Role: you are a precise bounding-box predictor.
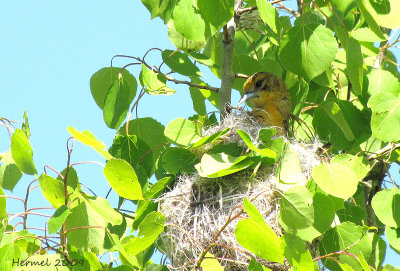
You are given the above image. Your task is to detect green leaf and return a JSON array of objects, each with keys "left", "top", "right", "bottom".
[
  {"left": 0, "top": 151, "right": 22, "bottom": 191},
  {"left": 312, "top": 162, "right": 359, "bottom": 199},
  {"left": 161, "top": 148, "right": 196, "bottom": 175},
  {"left": 22, "top": 111, "right": 30, "bottom": 139},
  {"left": 139, "top": 64, "right": 175, "bottom": 95},
  {"left": 124, "top": 212, "right": 165, "bottom": 256},
  {"left": 319, "top": 222, "right": 372, "bottom": 271},
  {"left": 363, "top": 0, "right": 400, "bottom": 29},
  {"left": 85, "top": 196, "right": 123, "bottom": 226},
  {"left": 296, "top": 192, "right": 336, "bottom": 242},
  {"left": 386, "top": 227, "right": 400, "bottom": 253},
  {"left": 195, "top": 153, "right": 253, "bottom": 178},
  {"left": 351, "top": 27, "right": 386, "bottom": 42},
  {"left": 331, "top": 154, "right": 370, "bottom": 180},
  {"left": 200, "top": 252, "right": 224, "bottom": 271},
  {"left": 119, "top": 117, "right": 168, "bottom": 176},
  {"left": 282, "top": 233, "right": 314, "bottom": 271},
  {"left": 133, "top": 177, "right": 174, "bottom": 230},
  {"left": 172, "top": 0, "right": 214, "bottom": 42},
  {"left": 161, "top": 50, "right": 202, "bottom": 77},
  {"left": 279, "top": 23, "right": 338, "bottom": 81},
  {"left": 38, "top": 174, "right": 67, "bottom": 209},
  {"left": 103, "top": 159, "right": 143, "bottom": 200},
  {"left": 189, "top": 86, "right": 207, "bottom": 115},
  {"left": 65, "top": 201, "right": 106, "bottom": 253},
  {"left": 366, "top": 69, "right": 400, "bottom": 97},
  {"left": 280, "top": 186, "right": 314, "bottom": 230},
  {"left": 368, "top": 92, "right": 400, "bottom": 142},
  {"left": 10, "top": 129, "right": 36, "bottom": 175},
  {"left": 103, "top": 77, "right": 134, "bottom": 129},
  {"left": 197, "top": 0, "right": 234, "bottom": 30},
  {"left": 313, "top": 99, "right": 371, "bottom": 150},
  {"left": 371, "top": 188, "right": 400, "bottom": 228},
  {"left": 167, "top": 20, "right": 206, "bottom": 51},
  {"left": 48, "top": 205, "right": 71, "bottom": 234},
  {"left": 355, "top": 0, "right": 385, "bottom": 39},
  {"left": 232, "top": 55, "right": 262, "bottom": 90},
  {"left": 0, "top": 187, "right": 6, "bottom": 220},
  {"left": 248, "top": 258, "right": 269, "bottom": 271},
  {"left": 190, "top": 128, "right": 228, "bottom": 148},
  {"left": 141, "top": 0, "right": 170, "bottom": 19},
  {"left": 345, "top": 38, "right": 363, "bottom": 95},
  {"left": 90, "top": 67, "right": 137, "bottom": 109},
  {"left": 358, "top": 252, "right": 371, "bottom": 271},
  {"left": 276, "top": 143, "right": 307, "bottom": 190},
  {"left": 257, "top": 0, "right": 280, "bottom": 34},
  {"left": 164, "top": 118, "right": 202, "bottom": 146},
  {"left": 109, "top": 135, "right": 153, "bottom": 179},
  {"left": 236, "top": 129, "right": 276, "bottom": 159},
  {"left": 67, "top": 127, "right": 113, "bottom": 160},
  {"left": 235, "top": 200, "right": 284, "bottom": 263}
]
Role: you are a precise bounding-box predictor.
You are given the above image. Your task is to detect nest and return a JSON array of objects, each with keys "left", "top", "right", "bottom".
[{"left": 157, "top": 111, "right": 322, "bottom": 270}]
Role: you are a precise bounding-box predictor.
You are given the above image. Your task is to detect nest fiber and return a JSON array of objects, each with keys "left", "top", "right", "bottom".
[{"left": 157, "top": 111, "right": 321, "bottom": 270}]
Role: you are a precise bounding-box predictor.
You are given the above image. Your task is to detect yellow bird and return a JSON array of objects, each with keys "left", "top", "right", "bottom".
[{"left": 238, "top": 72, "right": 292, "bottom": 135}]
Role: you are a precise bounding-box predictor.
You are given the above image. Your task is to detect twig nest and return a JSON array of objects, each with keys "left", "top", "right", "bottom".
[{"left": 157, "top": 111, "right": 322, "bottom": 270}]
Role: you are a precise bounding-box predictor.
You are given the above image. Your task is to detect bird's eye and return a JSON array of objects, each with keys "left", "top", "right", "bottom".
[{"left": 255, "top": 80, "right": 263, "bottom": 88}]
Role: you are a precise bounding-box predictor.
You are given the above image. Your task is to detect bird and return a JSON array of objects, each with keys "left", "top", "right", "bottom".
[{"left": 238, "top": 72, "right": 292, "bottom": 135}]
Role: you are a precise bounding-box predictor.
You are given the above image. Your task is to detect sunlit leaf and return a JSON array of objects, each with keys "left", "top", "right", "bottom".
[
  {"left": 139, "top": 64, "right": 175, "bottom": 95},
  {"left": 10, "top": 129, "right": 36, "bottom": 175},
  {"left": 371, "top": 188, "right": 400, "bottom": 228}
]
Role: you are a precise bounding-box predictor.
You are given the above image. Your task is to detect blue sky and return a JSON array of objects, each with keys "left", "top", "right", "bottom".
[{"left": 1, "top": 0, "right": 399, "bottom": 267}]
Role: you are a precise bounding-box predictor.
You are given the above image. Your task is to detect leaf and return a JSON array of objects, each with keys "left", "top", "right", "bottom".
[
  {"left": 103, "top": 159, "right": 143, "bottom": 200},
  {"left": 280, "top": 186, "right": 314, "bottom": 230},
  {"left": 103, "top": 77, "right": 134, "bottom": 129},
  {"left": 371, "top": 188, "right": 400, "bottom": 228},
  {"left": 200, "top": 252, "right": 224, "bottom": 271},
  {"left": 195, "top": 153, "right": 253, "bottom": 178},
  {"left": 161, "top": 50, "right": 202, "bottom": 77},
  {"left": 139, "top": 64, "right": 175, "bottom": 95},
  {"left": 10, "top": 129, "right": 36, "bottom": 175},
  {"left": 0, "top": 151, "right": 22, "bottom": 191},
  {"left": 257, "top": 0, "right": 280, "bottom": 34},
  {"left": 296, "top": 192, "right": 336, "bottom": 242},
  {"left": 236, "top": 129, "right": 276, "bottom": 159},
  {"left": 312, "top": 163, "right": 359, "bottom": 199},
  {"left": 67, "top": 127, "right": 113, "bottom": 160},
  {"left": 119, "top": 117, "right": 168, "bottom": 176},
  {"left": 236, "top": 200, "right": 284, "bottom": 263},
  {"left": 313, "top": 99, "right": 371, "bottom": 150},
  {"left": 386, "top": 227, "right": 400, "bottom": 253},
  {"left": 190, "top": 128, "right": 228, "bottom": 148},
  {"left": 172, "top": 0, "right": 213, "bottom": 42},
  {"left": 282, "top": 233, "right": 314, "bottom": 271},
  {"left": 38, "top": 174, "right": 67, "bottom": 209},
  {"left": 279, "top": 23, "right": 338, "bottom": 81},
  {"left": 368, "top": 92, "right": 400, "bottom": 142},
  {"left": 161, "top": 148, "right": 197, "bottom": 175},
  {"left": 133, "top": 177, "right": 174, "bottom": 230},
  {"left": 65, "top": 201, "right": 106, "bottom": 252},
  {"left": 331, "top": 154, "right": 370, "bottom": 180},
  {"left": 141, "top": 0, "right": 170, "bottom": 19},
  {"left": 85, "top": 196, "right": 123, "bottom": 226},
  {"left": 109, "top": 135, "right": 153, "bottom": 179},
  {"left": 0, "top": 187, "right": 6, "bottom": 220},
  {"left": 190, "top": 86, "right": 207, "bottom": 115},
  {"left": 124, "top": 212, "right": 165, "bottom": 256},
  {"left": 345, "top": 38, "right": 363, "bottom": 95},
  {"left": 364, "top": 0, "right": 400, "bottom": 29},
  {"left": 164, "top": 118, "right": 202, "bottom": 146},
  {"left": 366, "top": 69, "right": 400, "bottom": 97},
  {"left": 276, "top": 143, "right": 307, "bottom": 190},
  {"left": 355, "top": 0, "right": 385, "bottom": 39},
  {"left": 90, "top": 67, "right": 137, "bottom": 109},
  {"left": 48, "top": 205, "right": 71, "bottom": 234},
  {"left": 351, "top": 27, "right": 386, "bottom": 42},
  {"left": 197, "top": 0, "right": 234, "bottom": 30},
  {"left": 167, "top": 20, "right": 206, "bottom": 51},
  {"left": 319, "top": 222, "right": 372, "bottom": 270},
  {"left": 248, "top": 258, "right": 269, "bottom": 271}
]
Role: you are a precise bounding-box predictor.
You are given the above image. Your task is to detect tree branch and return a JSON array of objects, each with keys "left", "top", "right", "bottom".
[{"left": 163, "top": 74, "right": 219, "bottom": 92}]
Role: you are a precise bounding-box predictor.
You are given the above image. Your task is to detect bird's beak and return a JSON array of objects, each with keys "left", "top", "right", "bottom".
[{"left": 238, "top": 92, "right": 257, "bottom": 105}]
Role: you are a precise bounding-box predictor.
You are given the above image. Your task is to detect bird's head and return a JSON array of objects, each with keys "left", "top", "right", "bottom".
[{"left": 238, "top": 72, "right": 285, "bottom": 108}]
